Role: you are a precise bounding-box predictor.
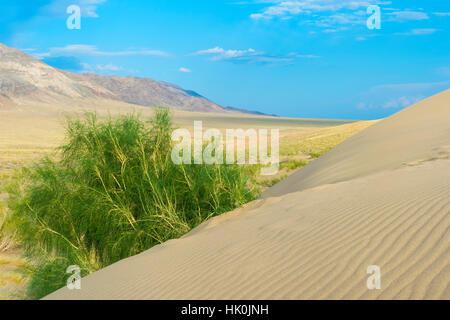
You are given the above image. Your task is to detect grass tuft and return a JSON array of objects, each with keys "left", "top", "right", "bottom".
[{"left": 5, "top": 109, "right": 256, "bottom": 299}]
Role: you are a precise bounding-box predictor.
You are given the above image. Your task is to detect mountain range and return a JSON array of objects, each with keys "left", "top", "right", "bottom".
[{"left": 0, "top": 43, "right": 270, "bottom": 115}]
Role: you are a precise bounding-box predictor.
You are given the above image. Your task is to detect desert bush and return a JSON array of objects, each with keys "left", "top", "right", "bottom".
[
  {"left": 0, "top": 205, "right": 15, "bottom": 252},
  {"left": 6, "top": 109, "right": 256, "bottom": 299}
]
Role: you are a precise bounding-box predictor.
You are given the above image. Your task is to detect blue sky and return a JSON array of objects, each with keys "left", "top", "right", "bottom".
[{"left": 1, "top": 0, "right": 449, "bottom": 119}]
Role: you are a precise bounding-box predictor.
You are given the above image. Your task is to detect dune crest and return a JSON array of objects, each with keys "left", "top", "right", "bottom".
[{"left": 45, "top": 90, "right": 450, "bottom": 300}]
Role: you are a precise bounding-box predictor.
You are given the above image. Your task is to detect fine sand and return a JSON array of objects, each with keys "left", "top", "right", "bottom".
[{"left": 46, "top": 90, "right": 450, "bottom": 300}]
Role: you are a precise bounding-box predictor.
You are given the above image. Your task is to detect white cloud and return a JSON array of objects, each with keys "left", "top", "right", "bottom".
[
  {"left": 250, "top": 13, "right": 266, "bottom": 20},
  {"left": 179, "top": 67, "right": 192, "bottom": 73},
  {"left": 81, "top": 0, "right": 107, "bottom": 18},
  {"left": 195, "top": 46, "right": 226, "bottom": 55}
]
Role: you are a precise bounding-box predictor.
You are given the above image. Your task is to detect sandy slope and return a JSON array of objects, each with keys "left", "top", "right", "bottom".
[{"left": 46, "top": 90, "right": 450, "bottom": 300}]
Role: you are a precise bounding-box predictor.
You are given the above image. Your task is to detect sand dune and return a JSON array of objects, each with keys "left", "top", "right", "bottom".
[{"left": 45, "top": 90, "right": 450, "bottom": 300}]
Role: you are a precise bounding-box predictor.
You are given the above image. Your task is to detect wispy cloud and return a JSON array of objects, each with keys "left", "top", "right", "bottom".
[
  {"left": 179, "top": 67, "right": 192, "bottom": 73},
  {"left": 381, "top": 96, "right": 424, "bottom": 109},
  {"left": 96, "top": 64, "right": 122, "bottom": 72},
  {"left": 357, "top": 96, "right": 424, "bottom": 109},
  {"left": 34, "top": 44, "right": 169, "bottom": 59},
  {"left": 248, "top": 1, "right": 443, "bottom": 37},
  {"left": 193, "top": 46, "right": 319, "bottom": 64},
  {"left": 0, "top": 0, "right": 108, "bottom": 42},
  {"left": 42, "top": 0, "right": 107, "bottom": 18},
  {"left": 433, "top": 12, "right": 450, "bottom": 17},
  {"left": 195, "top": 47, "right": 261, "bottom": 61},
  {"left": 288, "top": 53, "right": 321, "bottom": 58},
  {"left": 195, "top": 47, "right": 228, "bottom": 55},
  {"left": 300, "top": 12, "right": 366, "bottom": 31},
  {"left": 394, "top": 28, "right": 438, "bottom": 36},
  {"left": 357, "top": 80, "right": 450, "bottom": 110},
  {"left": 41, "top": 55, "right": 133, "bottom": 74},
  {"left": 386, "top": 10, "right": 429, "bottom": 22}
]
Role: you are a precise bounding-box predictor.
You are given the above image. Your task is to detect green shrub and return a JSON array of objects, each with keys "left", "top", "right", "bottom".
[{"left": 6, "top": 109, "right": 256, "bottom": 299}]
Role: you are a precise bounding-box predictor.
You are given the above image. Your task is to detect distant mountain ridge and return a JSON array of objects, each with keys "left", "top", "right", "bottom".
[
  {"left": 0, "top": 43, "right": 268, "bottom": 115},
  {"left": 224, "top": 106, "right": 278, "bottom": 117}
]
